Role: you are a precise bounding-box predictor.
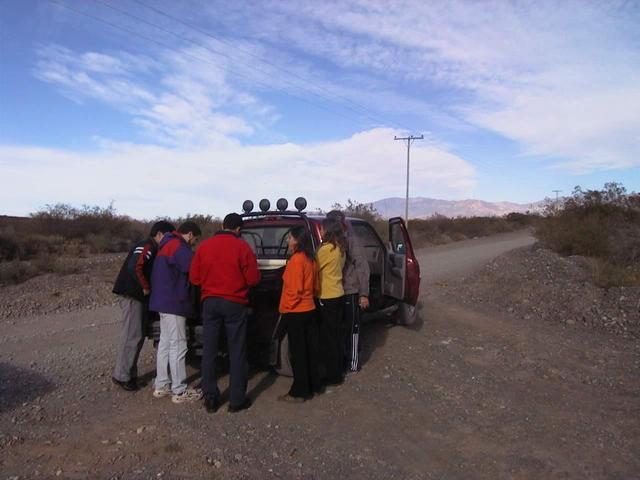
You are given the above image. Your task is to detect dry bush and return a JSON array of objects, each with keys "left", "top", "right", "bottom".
[
  {"left": 587, "top": 258, "right": 640, "bottom": 288},
  {"left": 0, "top": 260, "right": 38, "bottom": 285},
  {"left": 29, "top": 203, "right": 147, "bottom": 253},
  {"left": 408, "top": 214, "right": 531, "bottom": 248},
  {"left": 535, "top": 182, "right": 640, "bottom": 287},
  {"left": 170, "top": 214, "right": 222, "bottom": 239},
  {"left": 328, "top": 200, "right": 536, "bottom": 247}
]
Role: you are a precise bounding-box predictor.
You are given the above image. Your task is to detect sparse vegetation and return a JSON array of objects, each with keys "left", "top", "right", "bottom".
[
  {"left": 0, "top": 204, "right": 222, "bottom": 285},
  {"left": 535, "top": 182, "right": 640, "bottom": 287},
  {"left": 332, "top": 199, "right": 537, "bottom": 247}
]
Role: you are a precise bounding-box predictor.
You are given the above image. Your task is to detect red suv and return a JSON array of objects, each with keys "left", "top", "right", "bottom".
[{"left": 240, "top": 198, "right": 420, "bottom": 368}]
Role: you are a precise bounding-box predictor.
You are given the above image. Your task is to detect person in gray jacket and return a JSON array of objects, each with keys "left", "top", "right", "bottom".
[{"left": 326, "top": 210, "right": 370, "bottom": 372}]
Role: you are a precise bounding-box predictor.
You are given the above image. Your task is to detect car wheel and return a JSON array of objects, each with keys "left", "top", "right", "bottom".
[{"left": 395, "top": 302, "right": 418, "bottom": 326}]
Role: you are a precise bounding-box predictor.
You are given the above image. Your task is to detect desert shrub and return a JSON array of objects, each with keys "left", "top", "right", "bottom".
[
  {"left": 327, "top": 200, "right": 537, "bottom": 247},
  {"left": 28, "top": 203, "right": 147, "bottom": 253},
  {"left": 0, "top": 260, "right": 38, "bottom": 285},
  {"left": 535, "top": 183, "right": 640, "bottom": 286},
  {"left": 330, "top": 200, "right": 388, "bottom": 239},
  {"left": 408, "top": 214, "right": 528, "bottom": 248},
  {"left": 0, "top": 235, "right": 19, "bottom": 261},
  {"left": 169, "top": 214, "right": 222, "bottom": 239},
  {"left": 85, "top": 233, "right": 113, "bottom": 253},
  {"left": 586, "top": 258, "right": 640, "bottom": 288}
]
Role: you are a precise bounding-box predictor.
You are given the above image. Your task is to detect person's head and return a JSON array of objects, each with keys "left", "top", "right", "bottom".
[
  {"left": 149, "top": 220, "right": 176, "bottom": 243},
  {"left": 321, "top": 217, "right": 347, "bottom": 252},
  {"left": 223, "top": 213, "right": 243, "bottom": 232},
  {"left": 177, "top": 221, "right": 202, "bottom": 246},
  {"left": 288, "top": 226, "right": 314, "bottom": 261},
  {"left": 326, "top": 209, "right": 347, "bottom": 232}
]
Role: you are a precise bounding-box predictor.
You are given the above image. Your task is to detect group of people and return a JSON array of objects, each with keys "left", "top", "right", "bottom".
[{"left": 111, "top": 209, "right": 370, "bottom": 413}]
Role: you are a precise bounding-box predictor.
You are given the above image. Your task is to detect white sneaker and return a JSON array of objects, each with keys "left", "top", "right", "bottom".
[
  {"left": 153, "top": 386, "right": 172, "bottom": 398},
  {"left": 171, "top": 388, "right": 202, "bottom": 404}
]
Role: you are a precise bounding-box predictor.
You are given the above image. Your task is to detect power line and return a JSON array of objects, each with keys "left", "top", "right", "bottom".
[
  {"left": 131, "top": 0, "right": 412, "bottom": 132},
  {"left": 552, "top": 189, "right": 562, "bottom": 212},
  {"left": 45, "top": 0, "right": 498, "bottom": 177},
  {"left": 91, "top": 0, "right": 407, "bottom": 131},
  {"left": 394, "top": 134, "right": 424, "bottom": 223},
  {"left": 46, "top": 0, "right": 392, "bottom": 128}
]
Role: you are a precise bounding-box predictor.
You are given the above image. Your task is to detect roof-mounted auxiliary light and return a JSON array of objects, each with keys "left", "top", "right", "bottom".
[
  {"left": 276, "top": 198, "right": 288, "bottom": 212},
  {"left": 259, "top": 199, "right": 271, "bottom": 212},
  {"left": 242, "top": 200, "right": 254, "bottom": 213},
  {"left": 294, "top": 197, "right": 307, "bottom": 212}
]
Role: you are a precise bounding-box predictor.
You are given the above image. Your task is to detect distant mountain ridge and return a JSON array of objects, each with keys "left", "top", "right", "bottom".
[{"left": 371, "top": 197, "right": 544, "bottom": 219}]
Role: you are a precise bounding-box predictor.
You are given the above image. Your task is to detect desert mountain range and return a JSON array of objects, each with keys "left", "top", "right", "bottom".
[{"left": 371, "top": 197, "right": 546, "bottom": 219}]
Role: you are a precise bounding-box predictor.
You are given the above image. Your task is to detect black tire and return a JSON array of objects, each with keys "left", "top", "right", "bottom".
[{"left": 395, "top": 302, "right": 418, "bottom": 326}]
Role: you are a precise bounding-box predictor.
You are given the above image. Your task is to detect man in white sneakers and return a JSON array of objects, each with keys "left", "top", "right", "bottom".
[{"left": 149, "top": 221, "right": 202, "bottom": 404}]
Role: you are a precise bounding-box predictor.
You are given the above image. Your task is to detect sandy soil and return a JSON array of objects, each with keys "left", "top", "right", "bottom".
[{"left": 1, "top": 231, "right": 638, "bottom": 479}]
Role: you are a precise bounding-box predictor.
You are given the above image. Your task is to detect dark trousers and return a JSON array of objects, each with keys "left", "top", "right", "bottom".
[
  {"left": 283, "top": 310, "right": 322, "bottom": 398},
  {"left": 317, "top": 296, "right": 345, "bottom": 384},
  {"left": 201, "top": 297, "right": 249, "bottom": 407},
  {"left": 343, "top": 293, "right": 361, "bottom": 372}
]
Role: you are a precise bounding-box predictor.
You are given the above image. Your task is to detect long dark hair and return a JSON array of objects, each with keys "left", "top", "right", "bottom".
[
  {"left": 321, "top": 218, "right": 347, "bottom": 253},
  {"left": 289, "top": 226, "right": 315, "bottom": 261}
]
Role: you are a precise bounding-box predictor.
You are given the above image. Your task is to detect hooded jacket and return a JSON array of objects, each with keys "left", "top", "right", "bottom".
[
  {"left": 343, "top": 229, "right": 370, "bottom": 297},
  {"left": 149, "top": 232, "right": 195, "bottom": 317}
]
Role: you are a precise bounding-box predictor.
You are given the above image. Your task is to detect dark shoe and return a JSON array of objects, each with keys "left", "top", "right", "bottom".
[
  {"left": 277, "top": 394, "right": 305, "bottom": 403},
  {"left": 204, "top": 396, "right": 220, "bottom": 413},
  {"left": 112, "top": 377, "right": 138, "bottom": 391},
  {"left": 228, "top": 398, "right": 252, "bottom": 413},
  {"left": 314, "top": 386, "right": 326, "bottom": 395}
]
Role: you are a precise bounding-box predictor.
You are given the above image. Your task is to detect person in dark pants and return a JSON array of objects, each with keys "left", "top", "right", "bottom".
[
  {"left": 189, "top": 213, "right": 260, "bottom": 413},
  {"left": 326, "top": 210, "right": 370, "bottom": 373},
  {"left": 111, "top": 220, "right": 175, "bottom": 391},
  {"left": 316, "top": 218, "right": 347, "bottom": 386},
  {"left": 278, "top": 226, "right": 322, "bottom": 403}
]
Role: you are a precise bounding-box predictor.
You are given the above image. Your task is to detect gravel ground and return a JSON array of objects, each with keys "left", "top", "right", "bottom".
[
  {"left": 0, "top": 253, "right": 123, "bottom": 319},
  {"left": 1, "top": 236, "right": 639, "bottom": 479},
  {"left": 439, "top": 244, "right": 640, "bottom": 338}
]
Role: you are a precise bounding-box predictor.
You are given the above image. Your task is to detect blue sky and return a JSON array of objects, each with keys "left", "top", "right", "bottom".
[{"left": 1, "top": 0, "right": 639, "bottom": 218}]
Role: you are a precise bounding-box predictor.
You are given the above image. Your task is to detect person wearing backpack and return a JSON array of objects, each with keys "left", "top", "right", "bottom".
[{"left": 112, "top": 220, "right": 175, "bottom": 391}]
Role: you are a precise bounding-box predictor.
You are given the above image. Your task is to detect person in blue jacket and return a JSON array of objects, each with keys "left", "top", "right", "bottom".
[{"left": 149, "top": 221, "right": 202, "bottom": 404}]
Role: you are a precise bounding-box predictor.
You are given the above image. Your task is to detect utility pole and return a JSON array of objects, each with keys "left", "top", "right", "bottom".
[
  {"left": 552, "top": 189, "right": 562, "bottom": 213},
  {"left": 394, "top": 134, "right": 424, "bottom": 226}
]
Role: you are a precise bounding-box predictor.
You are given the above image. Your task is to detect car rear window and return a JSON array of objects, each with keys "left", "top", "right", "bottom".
[{"left": 241, "top": 225, "right": 294, "bottom": 259}]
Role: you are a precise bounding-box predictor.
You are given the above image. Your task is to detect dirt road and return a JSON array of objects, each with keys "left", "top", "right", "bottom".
[
  {"left": 1, "top": 231, "right": 638, "bottom": 479},
  {"left": 415, "top": 230, "right": 536, "bottom": 284}
]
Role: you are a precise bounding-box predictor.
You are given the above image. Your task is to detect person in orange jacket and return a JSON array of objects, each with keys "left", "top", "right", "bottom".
[{"left": 278, "top": 226, "right": 323, "bottom": 402}]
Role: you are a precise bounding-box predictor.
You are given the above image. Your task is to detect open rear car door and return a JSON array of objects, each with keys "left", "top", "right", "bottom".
[{"left": 383, "top": 217, "right": 421, "bottom": 325}]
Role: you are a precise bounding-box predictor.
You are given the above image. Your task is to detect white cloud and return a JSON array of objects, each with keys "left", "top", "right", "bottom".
[
  {"left": 33, "top": 43, "right": 273, "bottom": 147},
  {"left": 207, "top": 0, "right": 640, "bottom": 172},
  {"left": 0, "top": 128, "right": 475, "bottom": 218}
]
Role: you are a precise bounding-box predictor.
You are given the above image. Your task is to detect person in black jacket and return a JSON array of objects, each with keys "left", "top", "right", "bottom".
[{"left": 112, "top": 220, "right": 175, "bottom": 391}]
